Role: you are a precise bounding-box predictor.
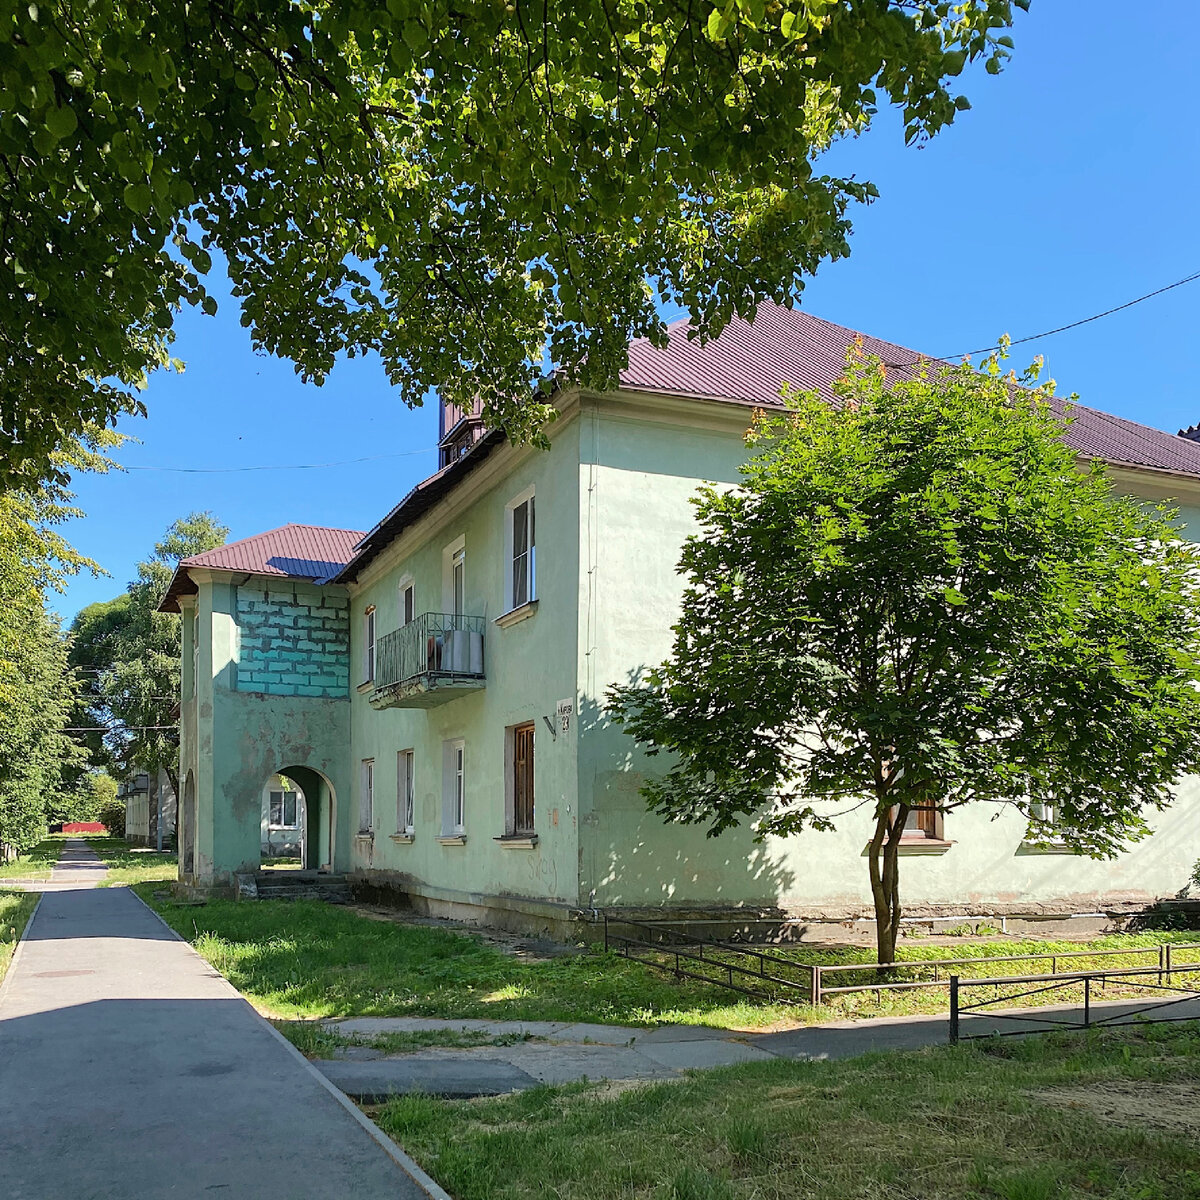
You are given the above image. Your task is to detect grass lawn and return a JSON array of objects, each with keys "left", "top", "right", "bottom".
[
  {"left": 377, "top": 1024, "right": 1200, "bottom": 1200},
  {"left": 0, "top": 838, "right": 62, "bottom": 881},
  {"left": 134, "top": 886, "right": 1200, "bottom": 1031},
  {"left": 0, "top": 890, "right": 39, "bottom": 983},
  {"left": 84, "top": 835, "right": 177, "bottom": 887}
]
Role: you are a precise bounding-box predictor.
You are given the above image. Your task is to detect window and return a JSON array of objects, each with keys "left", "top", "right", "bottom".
[
  {"left": 510, "top": 495, "right": 536, "bottom": 610},
  {"left": 451, "top": 549, "right": 465, "bottom": 617},
  {"left": 508, "top": 722, "right": 535, "bottom": 835},
  {"left": 363, "top": 606, "right": 377, "bottom": 683},
  {"left": 1030, "top": 800, "right": 1057, "bottom": 826},
  {"left": 442, "top": 739, "right": 465, "bottom": 835},
  {"left": 399, "top": 579, "right": 415, "bottom": 627},
  {"left": 359, "top": 759, "right": 375, "bottom": 834},
  {"left": 397, "top": 749, "right": 415, "bottom": 833},
  {"left": 269, "top": 790, "right": 299, "bottom": 829},
  {"left": 893, "top": 804, "right": 942, "bottom": 840}
]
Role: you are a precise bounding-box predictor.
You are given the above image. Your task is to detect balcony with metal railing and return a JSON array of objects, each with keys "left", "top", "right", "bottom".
[{"left": 368, "top": 612, "right": 486, "bottom": 709}]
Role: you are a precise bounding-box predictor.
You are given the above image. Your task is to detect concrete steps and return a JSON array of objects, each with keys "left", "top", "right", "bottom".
[{"left": 251, "top": 871, "right": 353, "bottom": 904}]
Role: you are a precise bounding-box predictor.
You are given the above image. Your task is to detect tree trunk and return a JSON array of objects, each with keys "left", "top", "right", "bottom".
[{"left": 868, "top": 804, "right": 906, "bottom": 964}]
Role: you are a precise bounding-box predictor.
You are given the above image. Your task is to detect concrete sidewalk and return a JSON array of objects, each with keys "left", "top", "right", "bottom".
[
  {"left": 0, "top": 840, "right": 441, "bottom": 1200},
  {"left": 315, "top": 990, "right": 1200, "bottom": 1102}
]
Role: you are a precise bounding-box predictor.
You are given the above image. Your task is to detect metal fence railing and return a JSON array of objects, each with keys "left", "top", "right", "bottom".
[
  {"left": 374, "top": 612, "right": 485, "bottom": 693},
  {"left": 602, "top": 915, "right": 1200, "bottom": 1010},
  {"left": 949, "top": 961, "right": 1200, "bottom": 1042}
]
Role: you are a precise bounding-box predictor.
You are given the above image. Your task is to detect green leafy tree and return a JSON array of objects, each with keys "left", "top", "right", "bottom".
[
  {"left": 610, "top": 352, "right": 1200, "bottom": 963},
  {"left": 2, "top": 0, "right": 1027, "bottom": 491},
  {"left": 0, "top": 432, "right": 119, "bottom": 853},
  {"left": 102, "top": 513, "right": 228, "bottom": 793}
]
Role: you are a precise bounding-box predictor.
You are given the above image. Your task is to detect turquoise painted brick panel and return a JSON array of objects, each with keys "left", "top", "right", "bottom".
[{"left": 234, "top": 585, "right": 350, "bottom": 698}]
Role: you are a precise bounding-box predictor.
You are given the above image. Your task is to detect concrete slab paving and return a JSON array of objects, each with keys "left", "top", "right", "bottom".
[
  {"left": 636, "top": 1037, "right": 780, "bottom": 1071},
  {"left": 0, "top": 840, "right": 437, "bottom": 1200},
  {"left": 490, "top": 1042, "right": 681, "bottom": 1085},
  {"left": 636, "top": 1024, "right": 743, "bottom": 1043},
  {"left": 331, "top": 1016, "right": 571, "bottom": 1039},
  {"left": 551, "top": 1021, "right": 646, "bottom": 1044}
]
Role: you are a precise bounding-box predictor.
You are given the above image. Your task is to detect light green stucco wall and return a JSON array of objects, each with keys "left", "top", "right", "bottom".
[
  {"left": 344, "top": 420, "right": 582, "bottom": 909},
  {"left": 576, "top": 400, "right": 1200, "bottom": 912}
]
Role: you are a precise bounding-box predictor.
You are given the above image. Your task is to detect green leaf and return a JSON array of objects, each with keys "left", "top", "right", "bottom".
[
  {"left": 45, "top": 103, "right": 78, "bottom": 140},
  {"left": 122, "top": 183, "right": 152, "bottom": 215}
]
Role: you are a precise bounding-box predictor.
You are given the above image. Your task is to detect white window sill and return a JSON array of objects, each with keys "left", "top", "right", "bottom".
[
  {"left": 356, "top": 680, "right": 375, "bottom": 694},
  {"left": 389, "top": 833, "right": 415, "bottom": 845},
  {"left": 1018, "top": 840, "right": 1077, "bottom": 855},
  {"left": 494, "top": 600, "right": 538, "bottom": 628},
  {"left": 436, "top": 834, "right": 467, "bottom": 846},
  {"left": 494, "top": 835, "right": 538, "bottom": 849},
  {"left": 354, "top": 832, "right": 374, "bottom": 842},
  {"left": 897, "top": 838, "right": 954, "bottom": 856}
]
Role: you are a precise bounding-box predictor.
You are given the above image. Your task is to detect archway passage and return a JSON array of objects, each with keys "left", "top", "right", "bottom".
[{"left": 262, "top": 766, "right": 337, "bottom": 873}]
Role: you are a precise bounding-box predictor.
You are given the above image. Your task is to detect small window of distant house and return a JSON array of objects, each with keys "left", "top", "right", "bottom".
[
  {"left": 399, "top": 578, "right": 415, "bottom": 627},
  {"left": 359, "top": 759, "right": 374, "bottom": 834},
  {"left": 397, "top": 749, "right": 415, "bottom": 834},
  {"left": 506, "top": 722, "right": 535, "bottom": 836},
  {"left": 269, "top": 789, "right": 299, "bottom": 829},
  {"left": 363, "top": 606, "right": 377, "bottom": 683},
  {"left": 442, "top": 739, "right": 465, "bottom": 835}
]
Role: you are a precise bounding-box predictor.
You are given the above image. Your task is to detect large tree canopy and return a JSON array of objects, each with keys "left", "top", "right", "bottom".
[
  {"left": 0, "top": 432, "right": 118, "bottom": 853},
  {"left": 2, "top": 0, "right": 1026, "bottom": 490},
  {"left": 610, "top": 352, "right": 1200, "bottom": 962}
]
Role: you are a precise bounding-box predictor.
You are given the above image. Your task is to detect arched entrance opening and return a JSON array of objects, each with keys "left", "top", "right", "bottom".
[{"left": 260, "top": 766, "right": 337, "bottom": 873}]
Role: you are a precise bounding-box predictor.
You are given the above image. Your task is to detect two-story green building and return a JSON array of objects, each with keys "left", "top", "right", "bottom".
[{"left": 162, "top": 305, "right": 1200, "bottom": 935}]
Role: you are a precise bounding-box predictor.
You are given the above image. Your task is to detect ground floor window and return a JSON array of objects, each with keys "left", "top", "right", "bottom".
[
  {"left": 397, "top": 749, "right": 415, "bottom": 834},
  {"left": 442, "top": 740, "right": 465, "bottom": 835},
  {"left": 506, "top": 721, "right": 535, "bottom": 836},
  {"left": 269, "top": 789, "right": 299, "bottom": 829},
  {"left": 359, "top": 759, "right": 374, "bottom": 834},
  {"left": 894, "top": 804, "right": 942, "bottom": 840}
]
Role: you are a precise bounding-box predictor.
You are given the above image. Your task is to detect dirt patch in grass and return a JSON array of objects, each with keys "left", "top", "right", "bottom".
[{"left": 1037, "top": 1079, "right": 1200, "bottom": 1137}]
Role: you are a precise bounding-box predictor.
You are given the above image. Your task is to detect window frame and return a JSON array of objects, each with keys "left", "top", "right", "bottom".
[
  {"left": 398, "top": 576, "right": 415, "bottom": 627},
  {"left": 441, "top": 739, "right": 466, "bottom": 836},
  {"left": 359, "top": 758, "right": 375, "bottom": 834},
  {"left": 363, "top": 605, "right": 377, "bottom": 684},
  {"left": 442, "top": 535, "right": 466, "bottom": 617},
  {"left": 505, "top": 487, "right": 537, "bottom": 613},
  {"left": 397, "top": 748, "right": 415, "bottom": 835},
  {"left": 268, "top": 789, "right": 300, "bottom": 830},
  {"left": 505, "top": 721, "right": 536, "bottom": 836},
  {"left": 891, "top": 803, "right": 944, "bottom": 841}
]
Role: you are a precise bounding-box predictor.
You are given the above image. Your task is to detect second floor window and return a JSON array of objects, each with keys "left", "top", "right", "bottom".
[
  {"left": 451, "top": 548, "right": 465, "bottom": 616},
  {"left": 400, "top": 580, "right": 415, "bottom": 626},
  {"left": 511, "top": 496, "right": 536, "bottom": 609},
  {"left": 363, "top": 606, "right": 376, "bottom": 683}
]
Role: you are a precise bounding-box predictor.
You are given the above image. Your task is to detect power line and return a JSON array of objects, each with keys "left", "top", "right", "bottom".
[
  {"left": 902, "top": 268, "right": 1200, "bottom": 369},
  {"left": 122, "top": 445, "right": 438, "bottom": 475}
]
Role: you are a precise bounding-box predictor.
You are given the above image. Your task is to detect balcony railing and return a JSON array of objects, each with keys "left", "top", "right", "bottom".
[{"left": 370, "top": 612, "right": 486, "bottom": 708}]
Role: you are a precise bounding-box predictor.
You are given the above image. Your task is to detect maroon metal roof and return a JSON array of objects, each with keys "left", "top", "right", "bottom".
[
  {"left": 159, "top": 524, "right": 364, "bottom": 612},
  {"left": 620, "top": 303, "right": 1200, "bottom": 478}
]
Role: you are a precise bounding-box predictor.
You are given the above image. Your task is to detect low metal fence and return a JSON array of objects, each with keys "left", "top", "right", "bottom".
[
  {"left": 602, "top": 914, "right": 1200, "bottom": 1009},
  {"left": 949, "top": 961, "right": 1200, "bottom": 1042}
]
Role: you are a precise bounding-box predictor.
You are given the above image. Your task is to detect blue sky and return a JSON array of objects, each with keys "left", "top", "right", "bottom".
[{"left": 55, "top": 1, "right": 1199, "bottom": 621}]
